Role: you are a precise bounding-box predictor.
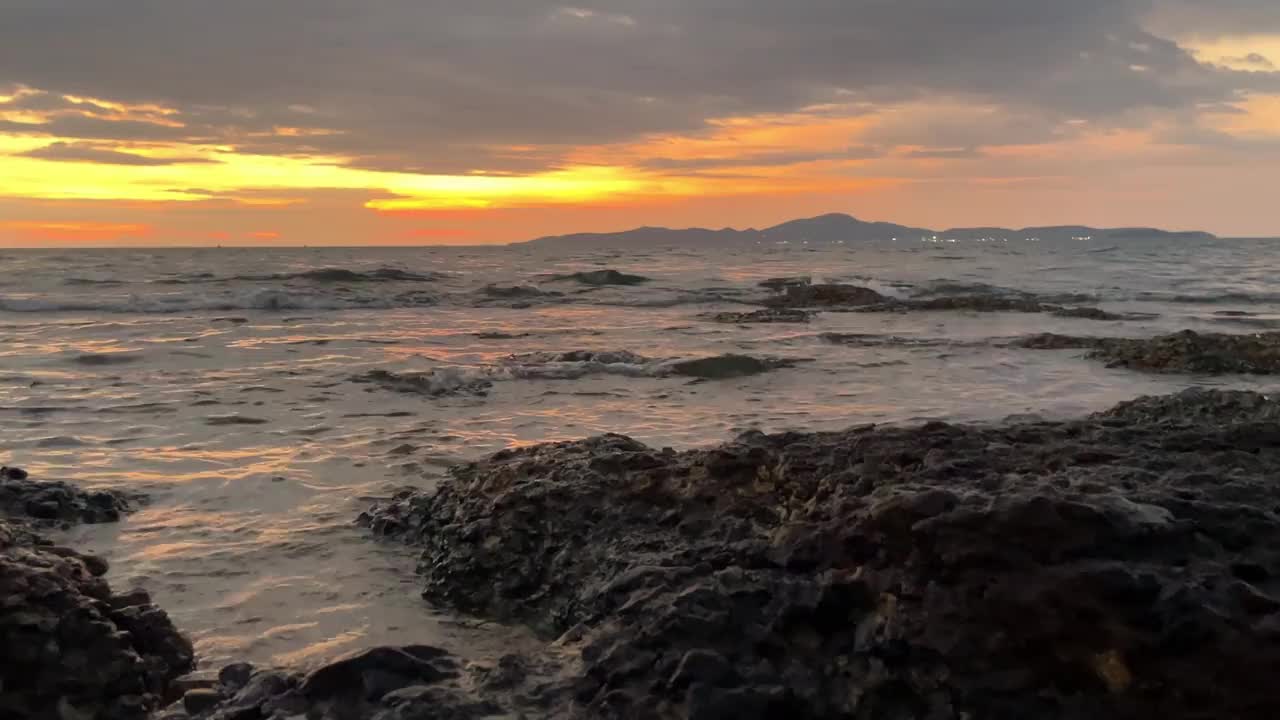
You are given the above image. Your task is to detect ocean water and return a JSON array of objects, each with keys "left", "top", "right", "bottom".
[{"left": 2, "top": 238, "right": 1278, "bottom": 672}]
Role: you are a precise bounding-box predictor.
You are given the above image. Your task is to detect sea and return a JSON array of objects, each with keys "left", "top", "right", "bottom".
[{"left": 2, "top": 237, "right": 1278, "bottom": 672}]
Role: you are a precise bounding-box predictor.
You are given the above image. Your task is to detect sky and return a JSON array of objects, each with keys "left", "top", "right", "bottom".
[{"left": 1, "top": 1, "right": 1279, "bottom": 246}]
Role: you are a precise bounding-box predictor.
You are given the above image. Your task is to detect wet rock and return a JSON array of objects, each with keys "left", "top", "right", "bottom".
[
  {"left": 764, "top": 282, "right": 889, "bottom": 308},
  {"left": 901, "top": 294, "right": 1050, "bottom": 313},
  {"left": 1, "top": 465, "right": 28, "bottom": 480},
  {"left": 183, "top": 648, "right": 505, "bottom": 719},
  {"left": 1016, "top": 329, "right": 1280, "bottom": 374},
  {"left": 758, "top": 276, "right": 812, "bottom": 292},
  {"left": 217, "top": 663, "right": 255, "bottom": 692},
  {"left": 351, "top": 369, "right": 493, "bottom": 398},
  {"left": 364, "top": 388, "right": 1280, "bottom": 719},
  {"left": 547, "top": 269, "right": 651, "bottom": 286},
  {"left": 0, "top": 524, "right": 194, "bottom": 719},
  {"left": 0, "top": 470, "right": 137, "bottom": 525},
  {"left": 704, "top": 308, "right": 813, "bottom": 324},
  {"left": 1051, "top": 306, "right": 1130, "bottom": 321},
  {"left": 665, "top": 354, "right": 798, "bottom": 379},
  {"left": 505, "top": 350, "right": 649, "bottom": 366}
]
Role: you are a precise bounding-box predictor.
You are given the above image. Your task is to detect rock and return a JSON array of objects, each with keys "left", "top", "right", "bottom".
[
  {"left": 1051, "top": 306, "right": 1129, "bottom": 321},
  {"left": 350, "top": 369, "right": 492, "bottom": 398},
  {"left": 764, "top": 283, "right": 888, "bottom": 308},
  {"left": 758, "top": 276, "right": 812, "bottom": 292},
  {"left": 0, "top": 470, "right": 137, "bottom": 525},
  {"left": 546, "top": 269, "right": 651, "bottom": 286},
  {"left": 704, "top": 308, "right": 812, "bottom": 324},
  {"left": 1016, "top": 329, "right": 1280, "bottom": 374},
  {"left": 182, "top": 688, "right": 223, "bottom": 715},
  {"left": 300, "top": 645, "right": 457, "bottom": 700},
  {"left": 363, "top": 388, "right": 1280, "bottom": 719},
  {"left": 183, "top": 647, "right": 504, "bottom": 719},
  {"left": 0, "top": 522, "right": 194, "bottom": 719},
  {"left": 217, "top": 663, "right": 255, "bottom": 691},
  {"left": 1, "top": 465, "right": 29, "bottom": 480},
  {"left": 665, "top": 354, "right": 796, "bottom": 380}
]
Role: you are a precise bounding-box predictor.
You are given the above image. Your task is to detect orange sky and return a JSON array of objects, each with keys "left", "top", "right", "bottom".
[{"left": 2, "top": 6, "right": 1279, "bottom": 245}]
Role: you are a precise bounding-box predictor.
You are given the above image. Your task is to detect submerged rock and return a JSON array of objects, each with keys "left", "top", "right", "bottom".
[
  {"left": 764, "top": 283, "right": 889, "bottom": 308},
  {"left": 665, "top": 354, "right": 799, "bottom": 379},
  {"left": 758, "top": 276, "right": 813, "bottom": 292},
  {"left": 363, "top": 388, "right": 1280, "bottom": 719},
  {"left": 704, "top": 308, "right": 813, "bottom": 324},
  {"left": 351, "top": 369, "right": 493, "bottom": 397},
  {"left": 1016, "top": 329, "right": 1280, "bottom": 374},
  {"left": 504, "top": 350, "right": 650, "bottom": 366},
  {"left": 547, "top": 269, "right": 651, "bottom": 286}
]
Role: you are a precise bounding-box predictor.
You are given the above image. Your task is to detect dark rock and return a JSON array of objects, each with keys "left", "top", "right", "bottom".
[
  {"left": 184, "top": 647, "right": 504, "bottom": 719},
  {"left": 764, "top": 282, "right": 888, "bottom": 308},
  {"left": 300, "top": 645, "right": 457, "bottom": 700},
  {"left": 666, "top": 354, "right": 796, "bottom": 380},
  {"left": 350, "top": 369, "right": 492, "bottom": 398},
  {"left": 704, "top": 308, "right": 812, "bottom": 324},
  {"left": 1017, "top": 329, "right": 1280, "bottom": 374},
  {"left": 1052, "top": 306, "right": 1129, "bottom": 321},
  {"left": 217, "top": 663, "right": 255, "bottom": 691},
  {"left": 547, "top": 269, "right": 651, "bottom": 286},
  {"left": 1, "top": 465, "right": 28, "bottom": 480},
  {"left": 0, "top": 521, "right": 194, "bottom": 719},
  {"left": 0, "top": 470, "right": 137, "bottom": 525},
  {"left": 363, "top": 388, "right": 1280, "bottom": 719},
  {"left": 758, "top": 276, "right": 812, "bottom": 292}
]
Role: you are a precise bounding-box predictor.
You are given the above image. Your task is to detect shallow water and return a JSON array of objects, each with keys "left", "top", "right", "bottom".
[{"left": 2, "top": 238, "right": 1278, "bottom": 671}]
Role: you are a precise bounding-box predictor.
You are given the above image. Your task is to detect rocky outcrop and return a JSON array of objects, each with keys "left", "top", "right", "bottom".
[
  {"left": 361, "top": 389, "right": 1280, "bottom": 719},
  {"left": 1016, "top": 329, "right": 1280, "bottom": 374},
  {"left": 1, "top": 470, "right": 194, "bottom": 720}
]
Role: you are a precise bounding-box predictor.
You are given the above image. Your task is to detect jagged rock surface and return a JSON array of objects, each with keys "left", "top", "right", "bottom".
[
  {"left": 362, "top": 389, "right": 1280, "bottom": 719},
  {"left": 0, "top": 472, "right": 193, "bottom": 720}
]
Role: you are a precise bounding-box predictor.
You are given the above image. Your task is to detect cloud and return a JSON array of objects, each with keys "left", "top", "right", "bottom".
[
  {"left": 1, "top": 0, "right": 1277, "bottom": 175},
  {"left": 17, "top": 141, "right": 214, "bottom": 166}
]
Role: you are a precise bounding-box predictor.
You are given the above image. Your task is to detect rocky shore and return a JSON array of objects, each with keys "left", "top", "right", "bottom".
[
  {"left": 362, "top": 388, "right": 1280, "bottom": 719},
  {"left": 8, "top": 387, "right": 1280, "bottom": 719}
]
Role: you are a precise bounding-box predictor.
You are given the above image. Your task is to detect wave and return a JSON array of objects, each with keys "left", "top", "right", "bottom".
[
  {"left": 0, "top": 287, "right": 432, "bottom": 314},
  {"left": 152, "top": 267, "right": 447, "bottom": 285},
  {"left": 1137, "top": 291, "right": 1280, "bottom": 305},
  {"left": 63, "top": 277, "right": 127, "bottom": 286},
  {"left": 355, "top": 352, "right": 803, "bottom": 398}
]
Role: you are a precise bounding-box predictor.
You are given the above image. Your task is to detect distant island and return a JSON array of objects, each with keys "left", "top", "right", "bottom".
[{"left": 516, "top": 213, "right": 1217, "bottom": 248}]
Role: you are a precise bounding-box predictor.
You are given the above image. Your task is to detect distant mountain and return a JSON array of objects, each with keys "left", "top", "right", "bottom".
[{"left": 516, "top": 213, "right": 1216, "bottom": 247}]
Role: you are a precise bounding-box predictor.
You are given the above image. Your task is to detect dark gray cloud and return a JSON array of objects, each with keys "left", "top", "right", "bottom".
[
  {"left": 17, "top": 141, "right": 215, "bottom": 165},
  {"left": 1, "top": 0, "right": 1277, "bottom": 172}
]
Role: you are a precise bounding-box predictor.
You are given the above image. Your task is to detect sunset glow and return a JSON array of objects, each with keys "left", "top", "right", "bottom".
[{"left": 2, "top": 3, "right": 1279, "bottom": 245}]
